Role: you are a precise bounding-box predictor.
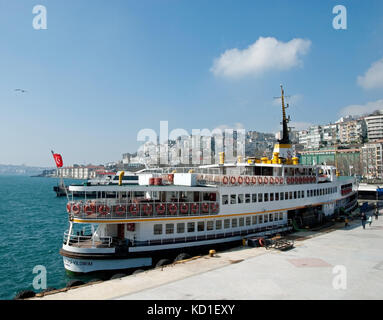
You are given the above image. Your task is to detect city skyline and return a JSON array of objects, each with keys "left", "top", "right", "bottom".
[{"left": 1, "top": 1, "right": 383, "bottom": 166}]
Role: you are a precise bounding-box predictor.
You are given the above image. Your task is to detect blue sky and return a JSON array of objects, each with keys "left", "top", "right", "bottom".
[{"left": 1, "top": 0, "right": 383, "bottom": 166}]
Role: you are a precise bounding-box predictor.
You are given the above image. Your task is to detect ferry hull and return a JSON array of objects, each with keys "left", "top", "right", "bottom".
[{"left": 63, "top": 256, "right": 152, "bottom": 273}]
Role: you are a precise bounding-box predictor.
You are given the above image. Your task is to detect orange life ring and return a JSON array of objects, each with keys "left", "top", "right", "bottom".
[
  {"left": 72, "top": 203, "right": 81, "bottom": 215},
  {"left": 230, "top": 176, "right": 236, "bottom": 184},
  {"left": 180, "top": 203, "right": 189, "bottom": 214},
  {"left": 259, "top": 238, "right": 265, "bottom": 247},
  {"left": 156, "top": 203, "right": 166, "bottom": 215},
  {"left": 258, "top": 177, "right": 263, "bottom": 184},
  {"left": 274, "top": 177, "right": 279, "bottom": 184},
  {"left": 244, "top": 176, "right": 250, "bottom": 184},
  {"left": 66, "top": 203, "right": 72, "bottom": 213},
  {"left": 115, "top": 205, "right": 125, "bottom": 216},
  {"left": 222, "top": 176, "right": 229, "bottom": 184},
  {"left": 129, "top": 204, "right": 139, "bottom": 215},
  {"left": 84, "top": 204, "right": 95, "bottom": 215},
  {"left": 210, "top": 203, "right": 219, "bottom": 213},
  {"left": 251, "top": 176, "right": 257, "bottom": 185},
  {"left": 202, "top": 202, "right": 209, "bottom": 213},
  {"left": 191, "top": 203, "right": 199, "bottom": 214},
  {"left": 168, "top": 203, "right": 178, "bottom": 215},
  {"left": 299, "top": 177, "right": 303, "bottom": 184},
  {"left": 237, "top": 176, "right": 243, "bottom": 185},
  {"left": 280, "top": 177, "right": 284, "bottom": 184},
  {"left": 270, "top": 177, "right": 274, "bottom": 184},
  {"left": 98, "top": 205, "right": 110, "bottom": 215},
  {"left": 295, "top": 177, "right": 299, "bottom": 184},
  {"left": 264, "top": 177, "right": 269, "bottom": 184},
  {"left": 143, "top": 204, "right": 153, "bottom": 216}
]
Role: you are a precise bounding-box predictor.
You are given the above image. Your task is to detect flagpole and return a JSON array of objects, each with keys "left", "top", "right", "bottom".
[{"left": 52, "top": 150, "right": 69, "bottom": 201}]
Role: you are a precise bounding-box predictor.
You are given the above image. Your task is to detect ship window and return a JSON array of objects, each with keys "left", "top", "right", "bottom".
[
  {"left": 289, "top": 192, "right": 292, "bottom": 199},
  {"left": 264, "top": 214, "right": 269, "bottom": 223},
  {"left": 301, "top": 191, "right": 304, "bottom": 198},
  {"left": 224, "top": 219, "right": 230, "bottom": 229},
  {"left": 246, "top": 217, "right": 251, "bottom": 226},
  {"left": 177, "top": 223, "right": 185, "bottom": 233},
  {"left": 279, "top": 212, "right": 283, "bottom": 220},
  {"left": 294, "top": 191, "right": 297, "bottom": 199},
  {"left": 297, "top": 191, "right": 300, "bottom": 199},
  {"left": 280, "top": 192, "right": 284, "bottom": 201},
  {"left": 258, "top": 193, "right": 263, "bottom": 202},
  {"left": 259, "top": 215, "right": 263, "bottom": 223},
  {"left": 314, "top": 190, "right": 317, "bottom": 196},
  {"left": 264, "top": 193, "right": 269, "bottom": 202},
  {"left": 252, "top": 194, "right": 257, "bottom": 202},
  {"left": 197, "top": 221, "right": 205, "bottom": 232},
  {"left": 222, "top": 195, "right": 228, "bottom": 205},
  {"left": 216, "top": 220, "right": 222, "bottom": 230},
  {"left": 207, "top": 221, "right": 214, "bottom": 231},
  {"left": 153, "top": 224, "right": 162, "bottom": 235},
  {"left": 232, "top": 218, "right": 238, "bottom": 228},
  {"left": 238, "top": 194, "right": 244, "bottom": 204},
  {"left": 187, "top": 222, "right": 195, "bottom": 233},
  {"left": 239, "top": 217, "right": 244, "bottom": 227},
  {"left": 310, "top": 190, "right": 313, "bottom": 197},
  {"left": 285, "top": 192, "right": 289, "bottom": 200},
  {"left": 307, "top": 190, "right": 310, "bottom": 197},
  {"left": 269, "top": 214, "right": 274, "bottom": 222},
  {"left": 270, "top": 193, "right": 274, "bottom": 201},
  {"left": 230, "top": 194, "right": 236, "bottom": 204},
  {"left": 275, "top": 192, "right": 279, "bottom": 201},
  {"left": 166, "top": 224, "right": 174, "bottom": 234},
  {"left": 245, "top": 194, "right": 251, "bottom": 203},
  {"left": 252, "top": 216, "right": 257, "bottom": 224}
]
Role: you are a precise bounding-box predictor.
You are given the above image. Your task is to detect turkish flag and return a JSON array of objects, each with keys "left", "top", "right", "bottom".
[{"left": 51, "top": 151, "right": 63, "bottom": 168}]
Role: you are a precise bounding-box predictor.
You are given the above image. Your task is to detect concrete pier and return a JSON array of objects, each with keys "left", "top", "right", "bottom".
[{"left": 35, "top": 211, "right": 383, "bottom": 300}]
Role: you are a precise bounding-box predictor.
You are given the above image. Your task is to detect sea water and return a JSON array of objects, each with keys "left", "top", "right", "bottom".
[{"left": 0, "top": 175, "right": 84, "bottom": 299}]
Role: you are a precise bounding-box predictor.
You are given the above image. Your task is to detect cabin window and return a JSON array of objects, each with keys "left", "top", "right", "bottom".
[
  {"left": 258, "top": 193, "right": 263, "bottom": 202},
  {"left": 245, "top": 194, "right": 251, "bottom": 203},
  {"left": 246, "top": 217, "right": 251, "bottom": 226},
  {"left": 279, "top": 212, "right": 283, "bottom": 220},
  {"left": 252, "top": 194, "right": 257, "bottom": 202},
  {"left": 285, "top": 192, "right": 289, "bottom": 200},
  {"left": 275, "top": 193, "right": 279, "bottom": 201},
  {"left": 239, "top": 217, "right": 244, "bottom": 227},
  {"left": 224, "top": 219, "right": 230, "bottom": 229},
  {"left": 289, "top": 192, "right": 292, "bottom": 199},
  {"left": 232, "top": 218, "right": 238, "bottom": 228},
  {"left": 238, "top": 194, "right": 244, "bottom": 204},
  {"left": 310, "top": 190, "right": 313, "bottom": 197},
  {"left": 294, "top": 191, "right": 297, "bottom": 199},
  {"left": 197, "top": 221, "right": 205, "bottom": 232},
  {"left": 307, "top": 190, "right": 310, "bottom": 197},
  {"left": 259, "top": 215, "right": 263, "bottom": 224},
  {"left": 154, "top": 224, "right": 162, "bottom": 235},
  {"left": 280, "top": 192, "right": 284, "bottom": 201},
  {"left": 264, "top": 193, "right": 269, "bottom": 202},
  {"left": 207, "top": 221, "right": 214, "bottom": 231},
  {"left": 269, "top": 214, "right": 274, "bottom": 222},
  {"left": 270, "top": 193, "right": 274, "bottom": 201},
  {"left": 230, "top": 195, "right": 236, "bottom": 204},
  {"left": 216, "top": 220, "right": 222, "bottom": 230},
  {"left": 252, "top": 216, "right": 257, "bottom": 225},
  {"left": 301, "top": 191, "right": 304, "bottom": 198},
  {"left": 177, "top": 223, "right": 185, "bottom": 233},
  {"left": 222, "top": 195, "right": 228, "bottom": 205},
  {"left": 297, "top": 191, "right": 300, "bottom": 199},
  {"left": 187, "top": 222, "right": 195, "bottom": 233},
  {"left": 166, "top": 224, "right": 174, "bottom": 234},
  {"left": 264, "top": 214, "right": 269, "bottom": 223}
]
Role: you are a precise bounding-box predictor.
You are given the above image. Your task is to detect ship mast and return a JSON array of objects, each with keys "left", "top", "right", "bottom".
[{"left": 278, "top": 84, "right": 291, "bottom": 145}]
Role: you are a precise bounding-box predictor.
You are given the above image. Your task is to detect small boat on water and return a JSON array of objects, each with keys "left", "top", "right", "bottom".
[{"left": 59, "top": 85, "right": 358, "bottom": 273}]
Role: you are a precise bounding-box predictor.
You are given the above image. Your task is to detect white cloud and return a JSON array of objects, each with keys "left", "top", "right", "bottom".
[
  {"left": 210, "top": 37, "right": 311, "bottom": 78},
  {"left": 339, "top": 99, "right": 383, "bottom": 117},
  {"left": 357, "top": 58, "right": 383, "bottom": 89}
]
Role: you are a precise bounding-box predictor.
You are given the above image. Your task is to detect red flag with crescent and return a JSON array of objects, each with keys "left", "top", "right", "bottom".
[{"left": 51, "top": 150, "right": 63, "bottom": 168}]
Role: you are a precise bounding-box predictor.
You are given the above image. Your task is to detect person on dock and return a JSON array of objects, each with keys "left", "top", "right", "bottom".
[
  {"left": 361, "top": 212, "right": 367, "bottom": 229},
  {"left": 375, "top": 206, "right": 379, "bottom": 220},
  {"left": 367, "top": 215, "right": 373, "bottom": 227},
  {"left": 344, "top": 217, "right": 349, "bottom": 228}
]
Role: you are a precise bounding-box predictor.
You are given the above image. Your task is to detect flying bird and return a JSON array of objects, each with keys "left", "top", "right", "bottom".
[{"left": 14, "top": 89, "right": 28, "bottom": 93}]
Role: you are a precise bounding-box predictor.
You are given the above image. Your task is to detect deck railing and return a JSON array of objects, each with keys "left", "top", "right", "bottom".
[
  {"left": 63, "top": 230, "right": 113, "bottom": 247},
  {"left": 67, "top": 201, "right": 220, "bottom": 220}
]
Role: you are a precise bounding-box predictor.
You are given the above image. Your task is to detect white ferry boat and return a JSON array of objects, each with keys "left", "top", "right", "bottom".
[{"left": 60, "top": 86, "right": 358, "bottom": 273}]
